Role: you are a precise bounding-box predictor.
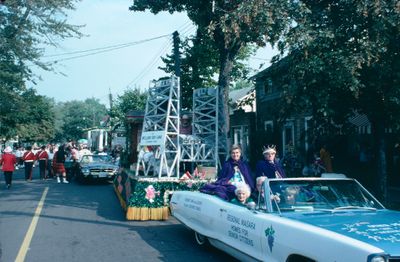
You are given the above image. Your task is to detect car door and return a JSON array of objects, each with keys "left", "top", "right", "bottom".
[{"left": 217, "top": 204, "right": 264, "bottom": 261}]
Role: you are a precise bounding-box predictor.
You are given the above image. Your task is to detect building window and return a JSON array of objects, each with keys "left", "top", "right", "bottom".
[
  {"left": 282, "top": 121, "right": 295, "bottom": 156},
  {"left": 264, "top": 120, "right": 274, "bottom": 133},
  {"left": 304, "top": 116, "right": 313, "bottom": 152},
  {"left": 264, "top": 79, "right": 273, "bottom": 94},
  {"left": 232, "top": 125, "right": 249, "bottom": 161}
]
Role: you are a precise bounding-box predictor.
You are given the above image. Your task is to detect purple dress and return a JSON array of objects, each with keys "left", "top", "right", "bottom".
[
  {"left": 255, "top": 159, "right": 286, "bottom": 179},
  {"left": 200, "top": 158, "right": 255, "bottom": 201}
]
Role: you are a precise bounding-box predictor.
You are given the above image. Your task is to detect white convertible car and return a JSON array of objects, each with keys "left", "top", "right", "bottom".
[{"left": 170, "top": 177, "right": 400, "bottom": 262}]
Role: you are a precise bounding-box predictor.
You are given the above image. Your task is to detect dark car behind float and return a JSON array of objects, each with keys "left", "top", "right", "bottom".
[{"left": 76, "top": 154, "right": 119, "bottom": 182}]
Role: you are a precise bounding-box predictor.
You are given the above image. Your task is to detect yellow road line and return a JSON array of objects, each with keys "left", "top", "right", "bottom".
[{"left": 15, "top": 187, "right": 49, "bottom": 262}]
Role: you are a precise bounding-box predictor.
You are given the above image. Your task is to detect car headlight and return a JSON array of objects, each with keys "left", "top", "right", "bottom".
[
  {"left": 368, "top": 254, "right": 388, "bottom": 262},
  {"left": 82, "top": 168, "right": 90, "bottom": 174}
]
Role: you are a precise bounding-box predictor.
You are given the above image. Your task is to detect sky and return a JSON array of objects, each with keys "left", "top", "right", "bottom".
[{"left": 32, "top": 0, "right": 277, "bottom": 107}]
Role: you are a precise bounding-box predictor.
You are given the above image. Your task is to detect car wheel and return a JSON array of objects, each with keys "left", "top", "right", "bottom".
[
  {"left": 287, "top": 255, "right": 315, "bottom": 262},
  {"left": 194, "top": 231, "right": 208, "bottom": 246}
]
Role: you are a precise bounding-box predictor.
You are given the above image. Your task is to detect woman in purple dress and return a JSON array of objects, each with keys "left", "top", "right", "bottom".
[
  {"left": 200, "top": 145, "right": 255, "bottom": 201},
  {"left": 256, "top": 145, "right": 286, "bottom": 179}
]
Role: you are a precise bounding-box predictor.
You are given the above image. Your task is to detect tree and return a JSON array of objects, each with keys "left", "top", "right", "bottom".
[
  {"left": 14, "top": 89, "right": 56, "bottom": 143},
  {"left": 110, "top": 88, "right": 147, "bottom": 123},
  {"left": 0, "top": 83, "right": 23, "bottom": 139},
  {"left": 129, "top": 0, "right": 293, "bottom": 149},
  {"left": 235, "top": 0, "right": 399, "bottom": 200},
  {"left": 0, "top": 0, "right": 82, "bottom": 82},
  {"left": 0, "top": 0, "right": 82, "bottom": 140},
  {"left": 160, "top": 29, "right": 219, "bottom": 109},
  {"left": 160, "top": 29, "right": 257, "bottom": 109},
  {"left": 58, "top": 98, "right": 107, "bottom": 141}
]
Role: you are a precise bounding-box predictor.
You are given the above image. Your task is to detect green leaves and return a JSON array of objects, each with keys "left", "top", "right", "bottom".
[
  {"left": 110, "top": 88, "right": 147, "bottom": 124},
  {"left": 56, "top": 98, "right": 108, "bottom": 141},
  {"left": 1, "top": 0, "right": 83, "bottom": 141}
]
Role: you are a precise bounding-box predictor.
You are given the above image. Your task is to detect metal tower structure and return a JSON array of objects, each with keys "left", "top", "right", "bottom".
[
  {"left": 188, "top": 86, "right": 227, "bottom": 169},
  {"left": 217, "top": 86, "right": 229, "bottom": 159},
  {"left": 136, "top": 76, "right": 180, "bottom": 178}
]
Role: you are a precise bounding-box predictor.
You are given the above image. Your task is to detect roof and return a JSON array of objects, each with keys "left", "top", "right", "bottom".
[{"left": 229, "top": 87, "right": 253, "bottom": 102}]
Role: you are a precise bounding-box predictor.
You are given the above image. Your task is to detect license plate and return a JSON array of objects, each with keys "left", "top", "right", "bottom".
[{"left": 99, "top": 172, "right": 108, "bottom": 178}]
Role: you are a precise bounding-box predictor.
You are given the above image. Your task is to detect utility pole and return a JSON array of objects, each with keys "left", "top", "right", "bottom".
[
  {"left": 173, "top": 31, "right": 181, "bottom": 77},
  {"left": 108, "top": 88, "right": 113, "bottom": 110},
  {"left": 108, "top": 88, "right": 113, "bottom": 150}
]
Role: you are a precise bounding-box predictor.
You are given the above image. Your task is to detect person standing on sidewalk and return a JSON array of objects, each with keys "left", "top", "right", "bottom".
[
  {"left": 54, "top": 145, "right": 69, "bottom": 184},
  {"left": 67, "top": 144, "right": 80, "bottom": 180},
  {"left": 1, "top": 146, "right": 17, "bottom": 189},
  {"left": 319, "top": 144, "right": 333, "bottom": 173},
  {"left": 15, "top": 146, "right": 23, "bottom": 169},
  {"left": 47, "top": 144, "right": 55, "bottom": 178},
  {"left": 23, "top": 146, "right": 35, "bottom": 181},
  {"left": 36, "top": 145, "right": 49, "bottom": 180}
]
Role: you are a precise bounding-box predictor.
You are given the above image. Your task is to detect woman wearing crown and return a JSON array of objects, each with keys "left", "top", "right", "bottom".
[
  {"left": 200, "top": 144, "right": 255, "bottom": 201},
  {"left": 256, "top": 145, "right": 286, "bottom": 179}
]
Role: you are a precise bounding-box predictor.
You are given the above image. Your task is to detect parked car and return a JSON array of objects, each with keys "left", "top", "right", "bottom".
[
  {"left": 76, "top": 154, "right": 118, "bottom": 182},
  {"left": 170, "top": 177, "right": 400, "bottom": 262}
]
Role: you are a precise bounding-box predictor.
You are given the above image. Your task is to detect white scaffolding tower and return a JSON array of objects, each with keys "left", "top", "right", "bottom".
[
  {"left": 136, "top": 76, "right": 180, "bottom": 178},
  {"left": 183, "top": 86, "right": 227, "bottom": 169}
]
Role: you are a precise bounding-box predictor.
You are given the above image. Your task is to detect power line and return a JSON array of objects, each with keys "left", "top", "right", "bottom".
[
  {"left": 42, "top": 34, "right": 171, "bottom": 63},
  {"left": 127, "top": 26, "right": 196, "bottom": 89},
  {"left": 126, "top": 38, "right": 173, "bottom": 89},
  {"left": 180, "top": 24, "right": 197, "bottom": 39},
  {"left": 108, "top": 21, "right": 195, "bottom": 97}
]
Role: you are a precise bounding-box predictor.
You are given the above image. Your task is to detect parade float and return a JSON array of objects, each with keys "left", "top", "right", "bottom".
[{"left": 114, "top": 76, "right": 226, "bottom": 220}]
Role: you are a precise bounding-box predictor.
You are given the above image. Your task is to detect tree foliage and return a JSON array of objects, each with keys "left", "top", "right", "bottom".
[
  {"left": 283, "top": 0, "right": 399, "bottom": 199},
  {"left": 0, "top": 87, "right": 55, "bottom": 142},
  {"left": 110, "top": 88, "right": 147, "bottom": 123},
  {"left": 160, "top": 29, "right": 256, "bottom": 109},
  {"left": 0, "top": 0, "right": 82, "bottom": 83},
  {"left": 56, "top": 98, "right": 108, "bottom": 142},
  {"left": 234, "top": 0, "right": 399, "bottom": 199},
  {"left": 0, "top": 0, "right": 82, "bottom": 141},
  {"left": 274, "top": 0, "right": 400, "bottom": 129},
  {"left": 129, "top": 0, "right": 292, "bottom": 141}
]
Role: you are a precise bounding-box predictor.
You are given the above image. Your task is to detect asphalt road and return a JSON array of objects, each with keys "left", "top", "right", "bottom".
[{"left": 0, "top": 167, "right": 235, "bottom": 262}]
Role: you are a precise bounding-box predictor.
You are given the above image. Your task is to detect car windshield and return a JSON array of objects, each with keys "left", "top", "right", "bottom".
[
  {"left": 81, "top": 155, "right": 111, "bottom": 164},
  {"left": 266, "top": 179, "right": 384, "bottom": 212}
]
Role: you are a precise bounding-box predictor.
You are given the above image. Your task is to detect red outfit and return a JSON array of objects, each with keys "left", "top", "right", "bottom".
[
  {"left": 1, "top": 153, "right": 16, "bottom": 188},
  {"left": 23, "top": 150, "right": 35, "bottom": 180},
  {"left": 36, "top": 150, "right": 49, "bottom": 160},
  {"left": 36, "top": 149, "right": 49, "bottom": 179},
  {"left": 23, "top": 151, "right": 36, "bottom": 162},
  {"left": 1, "top": 153, "right": 17, "bottom": 171},
  {"left": 53, "top": 151, "right": 66, "bottom": 174}
]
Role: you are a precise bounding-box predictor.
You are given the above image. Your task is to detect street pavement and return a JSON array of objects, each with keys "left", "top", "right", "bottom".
[{"left": 0, "top": 167, "right": 236, "bottom": 262}]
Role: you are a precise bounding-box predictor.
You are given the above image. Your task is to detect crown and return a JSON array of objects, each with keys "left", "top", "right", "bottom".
[{"left": 262, "top": 144, "right": 276, "bottom": 154}]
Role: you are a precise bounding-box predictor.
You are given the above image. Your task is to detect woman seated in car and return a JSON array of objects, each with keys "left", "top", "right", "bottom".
[
  {"left": 231, "top": 183, "right": 255, "bottom": 208},
  {"left": 200, "top": 145, "right": 255, "bottom": 201}
]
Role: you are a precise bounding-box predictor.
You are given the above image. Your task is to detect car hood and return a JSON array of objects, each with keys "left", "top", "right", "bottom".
[
  {"left": 81, "top": 163, "right": 117, "bottom": 169},
  {"left": 285, "top": 210, "right": 400, "bottom": 254}
]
